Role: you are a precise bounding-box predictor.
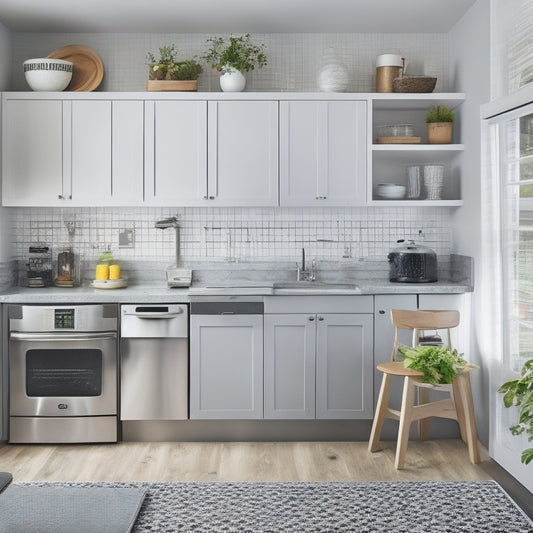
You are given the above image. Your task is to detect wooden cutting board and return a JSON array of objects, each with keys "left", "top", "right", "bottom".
[{"left": 48, "top": 45, "right": 104, "bottom": 91}]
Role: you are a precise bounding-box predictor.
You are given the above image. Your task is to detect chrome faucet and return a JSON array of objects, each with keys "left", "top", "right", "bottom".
[{"left": 297, "top": 248, "right": 316, "bottom": 282}]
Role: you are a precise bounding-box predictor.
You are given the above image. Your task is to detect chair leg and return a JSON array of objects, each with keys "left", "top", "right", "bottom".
[
  {"left": 452, "top": 378, "right": 468, "bottom": 444},
  {"left": 395, "top": 376, "right": 416, "bottom": 469},
  {"left": 456, "top": 373, "right": 480, "bottom": 464},
  {"left": 368, "top": 373, "right": 392, "bottom": 453},
  {"left": 418, "top": 387, "right": 431, "bottom": 441}
]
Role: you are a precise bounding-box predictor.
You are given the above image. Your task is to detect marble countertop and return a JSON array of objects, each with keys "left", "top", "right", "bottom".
[{"left": 0, "top": 279, "right": 472, "bottom": 303}]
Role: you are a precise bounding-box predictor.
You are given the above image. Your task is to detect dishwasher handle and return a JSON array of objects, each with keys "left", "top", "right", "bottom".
[{"left": 122, "top": 310, "right": 183, "bottom": 319}]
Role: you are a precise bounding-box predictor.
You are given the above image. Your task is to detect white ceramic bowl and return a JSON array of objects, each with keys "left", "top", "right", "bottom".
[
  {"left": 376, "top": 183, "right": 406, "bottom": 199},
  {"left": 23, "top": 58, "right": 73, "bottom": 91}
]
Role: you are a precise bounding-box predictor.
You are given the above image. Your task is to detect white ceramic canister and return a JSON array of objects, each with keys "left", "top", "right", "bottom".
[
  {"left": 317, "top": 48, "right": 349, "bottom": 92},
  {"left": 376, "top": 54, "right": 406, "bottom": 93}
]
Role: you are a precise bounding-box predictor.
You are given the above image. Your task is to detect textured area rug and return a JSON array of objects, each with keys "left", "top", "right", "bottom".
[
  {"left": 11, "top": 480, "right": 533, "bottom": 533},
  {"left": 0, "top": 485, "right": 146, "bottom": 533}
]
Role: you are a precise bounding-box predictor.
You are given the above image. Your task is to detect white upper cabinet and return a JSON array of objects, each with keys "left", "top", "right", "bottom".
[
  {"left": 1, "top": 97, "right": 145, "bottom": 207},
  {"left": 207, "top": 100, "right": 279, "bottom": 206},
  {"left": 280, "top": 100, "right": 367, "bottom": 206},
  {"left": 70, "top": 100, "right": 144, "bottom": 206},
  {"left": 2, "top": 99, "right": 64, "bottom": 206},
  {"left": 144, "top": 100, "right": 207, "bottom": 205}
]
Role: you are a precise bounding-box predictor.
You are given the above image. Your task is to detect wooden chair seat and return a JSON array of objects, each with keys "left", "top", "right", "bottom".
[{"left": 368, "top": 309, "right": 480, "bottom": 469}]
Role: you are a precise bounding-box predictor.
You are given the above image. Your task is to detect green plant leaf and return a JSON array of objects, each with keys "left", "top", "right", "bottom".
[
  {"left": 499, "top": 358, "right": 533, "bottom": 465},
  {"left": 521, "top": 447, "right": 533, "bottom": 464}
]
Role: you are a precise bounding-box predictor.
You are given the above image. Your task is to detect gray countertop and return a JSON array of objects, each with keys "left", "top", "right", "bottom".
[{"left": 0, "top": 279, "right": 472, "bottom": 303}]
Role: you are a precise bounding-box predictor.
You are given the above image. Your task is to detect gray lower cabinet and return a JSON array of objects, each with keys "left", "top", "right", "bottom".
[
  {"left": 264, "top": 313, "right": 374, "bottom": 419},
  {"left": 189, "top": 314, "right": 263, "bottom": 419}
]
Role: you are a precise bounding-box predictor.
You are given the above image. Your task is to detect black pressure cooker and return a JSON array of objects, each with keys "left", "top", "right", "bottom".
[{"left": 387, "top": 239, "right": 438, "bottom": 283}]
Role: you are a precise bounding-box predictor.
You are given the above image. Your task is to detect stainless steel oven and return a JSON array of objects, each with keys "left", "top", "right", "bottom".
[{"left": 8, "top": 304, "right": 118, "bottom": 443}]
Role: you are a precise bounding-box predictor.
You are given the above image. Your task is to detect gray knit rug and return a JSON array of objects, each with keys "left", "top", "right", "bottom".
[{"left": 12, "top": 480, "right": 533, "bottom": 532}]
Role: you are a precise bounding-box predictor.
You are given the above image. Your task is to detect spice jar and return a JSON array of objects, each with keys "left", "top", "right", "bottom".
[{"left": 376, "top": 54, "right": 406, "bottom": 93}]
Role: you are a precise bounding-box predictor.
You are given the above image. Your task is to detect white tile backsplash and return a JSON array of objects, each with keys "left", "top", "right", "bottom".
[{"left": 9, "top": 206, "right": 451, "bottom": 266}]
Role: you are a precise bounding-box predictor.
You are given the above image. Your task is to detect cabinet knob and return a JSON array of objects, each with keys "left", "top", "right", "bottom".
[
  {"left": 58, "top": 194, "right": 63, "bottom": 199},
  {"left": 379, "top": 310, "right": 386, "bottom": 314},
  {"left": 318, "top": 316, "right": 324, "bottom": 321},
  {"left": 308, "top": 316, "right": 315, "bottom": 321},
  {"left": 209, "top": 196, "right": 215, "bottom": 200},
  {"left": 203, "top": 195, "right": 208, "bottom": 199}
]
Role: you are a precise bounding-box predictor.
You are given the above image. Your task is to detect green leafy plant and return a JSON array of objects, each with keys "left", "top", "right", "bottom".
[
  {"left": 498, "top": 358, "right": 533, "bottom": 465},
  {"left": 398, "top": 344, "right": 467, "bottom": 385},
  {"left": 202, "top": 34, "right": 267, "bottom": 73},
  {"left": 146, "top": 44, "right": 203, "bottom": 81},
  {"left": 426, "top": 105, "right": 455, "bottom": 123}
]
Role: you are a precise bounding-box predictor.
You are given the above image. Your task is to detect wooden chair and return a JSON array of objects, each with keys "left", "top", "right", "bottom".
[{"left": 368, "top": 309, "right": 479, "bottom": 469}]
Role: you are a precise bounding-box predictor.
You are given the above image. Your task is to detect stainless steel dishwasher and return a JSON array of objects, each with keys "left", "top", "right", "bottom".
[{"left": 120, "top": 304, "right": 188, "bottom": 420}]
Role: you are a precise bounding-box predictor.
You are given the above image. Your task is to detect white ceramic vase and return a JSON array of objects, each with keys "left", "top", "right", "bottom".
[
  {"left": 317, "top": 48, "right": 349, "bottom": 92},
  {"left": 219, "top": 67, "right": 246, "bottom": 92}
]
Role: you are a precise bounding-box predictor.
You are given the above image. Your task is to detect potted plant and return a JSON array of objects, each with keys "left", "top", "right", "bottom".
[
  {"left": 498, "top": 358, "right": 533, "bottom": 464},
  {"left": 202, "top": 33, "right": 267, "bottom": 92},
  {"left": 426, "top": 105, "right": 455, "bottom": 144},
  {"left": 146, "top": 44, "right": 203, "bottom": 92},
  {"left": 398, "top": 344, "right": 469, "bottom": 384}
]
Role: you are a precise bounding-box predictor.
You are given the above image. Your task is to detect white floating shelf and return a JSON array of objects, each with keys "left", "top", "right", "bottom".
[
  {"left": 372, "top": 144, "right": 465, "bottom": 151},
  {"left": 369, "top": 199, "right": 463, "bottom": 207}
]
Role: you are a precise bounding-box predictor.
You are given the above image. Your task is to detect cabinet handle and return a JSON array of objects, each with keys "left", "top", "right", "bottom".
[
  {"left": 379, "top": 310, "right": 386, "bottom": 314},
  {"left": 308, "top": 316, "right": 315, "bottom": 321},
  {"left": 318, "top": 316, "right": 324, "bottom": 321},
  {"left": 203, "top": 195, "right": 208, "bottom": 199},
  {"left": 209, "top": 196, "right": 215, "bottom": 200},
  {"left": 58, "top": 194, "right": 63, "bottom": 199}
]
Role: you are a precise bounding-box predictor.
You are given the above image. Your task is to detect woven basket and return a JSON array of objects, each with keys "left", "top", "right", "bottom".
[{"left": 392, "top": 75, "right": 437, "bottom": 93}]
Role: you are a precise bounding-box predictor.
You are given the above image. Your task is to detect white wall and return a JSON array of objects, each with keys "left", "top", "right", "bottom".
[
  {"left": 449, "top": 0, "right": 491, "bottom": 444},
  {"left": 0, "top": 21, "right": 12, "bottom": 262}
]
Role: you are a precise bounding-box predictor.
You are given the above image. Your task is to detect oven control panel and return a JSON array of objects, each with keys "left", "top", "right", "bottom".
[{"left": 54, "top": 308, "right": 75, "bottom": 329}]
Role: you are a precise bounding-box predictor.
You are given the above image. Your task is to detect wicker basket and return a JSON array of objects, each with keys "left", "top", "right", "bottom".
[{"left": 392, "top": 75, "right": 437, "bottom": 93}]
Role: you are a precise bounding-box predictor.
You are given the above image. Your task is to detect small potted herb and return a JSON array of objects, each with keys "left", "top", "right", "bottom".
[
  {"left": 146, "top": 44, "right": 203, "bottom": 92},
  {"left": 202, "top": 34, "right": 267, "bottom": 92},
  {"left": 426, "top": 105, "right": 455, "bottom": 144},
  {"left": 498, "top": 358, "right": 533, "bottom": 464}
]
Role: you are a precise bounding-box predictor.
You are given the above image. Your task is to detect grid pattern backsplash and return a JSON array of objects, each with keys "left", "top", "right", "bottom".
[
  {"left": 10, "top": 32, "right": 449, "bottom": 92},
  {"left": 10, "top": 206, "right": 451, "bottom": 264}
]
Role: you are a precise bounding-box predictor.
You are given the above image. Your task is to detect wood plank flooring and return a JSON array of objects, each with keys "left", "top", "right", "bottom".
[{"left": 0, "top": 439, "right": 492, "bottom": 483}]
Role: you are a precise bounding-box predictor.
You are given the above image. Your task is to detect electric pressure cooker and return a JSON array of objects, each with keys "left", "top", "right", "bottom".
[{"left": 387, "top": 239, "right": 438, "bottom": 283}]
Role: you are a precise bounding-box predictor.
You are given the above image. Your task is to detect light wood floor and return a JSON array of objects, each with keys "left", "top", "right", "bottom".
[{"left": 0, "top": 439, "right": 492, "bottom": 483}]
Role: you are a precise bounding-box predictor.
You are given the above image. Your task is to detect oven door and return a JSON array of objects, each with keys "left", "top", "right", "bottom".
[{"left": 9, "top": 331, "right": 117, "bottom": 417}]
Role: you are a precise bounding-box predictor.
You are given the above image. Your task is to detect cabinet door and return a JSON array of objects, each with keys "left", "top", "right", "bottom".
[
  {"left": 280, "top": 100, "right": 366, "bottom": 206},
  {"left": 2, "top": 99, "right": 64, "bottom": 206},
  {"left": 316, "top": 313, "right": 374, "bottom": 419},
  {"left": 264, "top": 314, "right": 316, "bottom": 419},
  {"left": 111, "top": 101, "right": 145, "bottom": 205},
  {"left": 70, "top": 100, "right": 112, "bottom": 205},
  {"left": 207, "top": 101, "right": 278, "bottom": 206},
  {"left": 190, "top": 314, "right": 263, "bottom": 419},
  {"left": 145, "top": 100, "right": 207, "bottom": 205},
  {"left": 374, "top": 295, "right": 418, "bottom": 438}
]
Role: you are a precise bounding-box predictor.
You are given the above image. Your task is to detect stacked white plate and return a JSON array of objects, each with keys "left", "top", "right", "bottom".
[
  {"left": 376, "top": 183, "right": 406, "bottom": 199},
  {"left": 90, "top": 278, "right": 127, "bottom": 289}
]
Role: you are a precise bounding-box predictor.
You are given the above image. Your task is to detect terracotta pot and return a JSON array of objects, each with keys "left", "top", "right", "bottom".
[{"left": 427, "top": 122, "right": 453, "bottom": 144}]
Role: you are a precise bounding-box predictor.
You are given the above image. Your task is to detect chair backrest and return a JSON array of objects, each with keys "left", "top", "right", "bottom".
[{"left": 390, "top": 309, "right": 460, "bottom": 361}]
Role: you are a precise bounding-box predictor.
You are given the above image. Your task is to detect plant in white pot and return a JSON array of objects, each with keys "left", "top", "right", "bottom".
[
  {"left": 426, "top": 105, "right": 455, "bottom": 144},
  {"left": 202, "top": 34, "right": 267, "bottom": 92}
]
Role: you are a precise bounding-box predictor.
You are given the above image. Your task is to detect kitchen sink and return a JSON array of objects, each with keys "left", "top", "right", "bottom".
[{"left": 273, "top": 281, "right": 360, "bottom": 291}]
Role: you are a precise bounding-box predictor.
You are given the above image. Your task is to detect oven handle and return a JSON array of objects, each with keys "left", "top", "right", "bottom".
[{"left": 10, "top": 331, "right": 117, "bottom": 341}]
